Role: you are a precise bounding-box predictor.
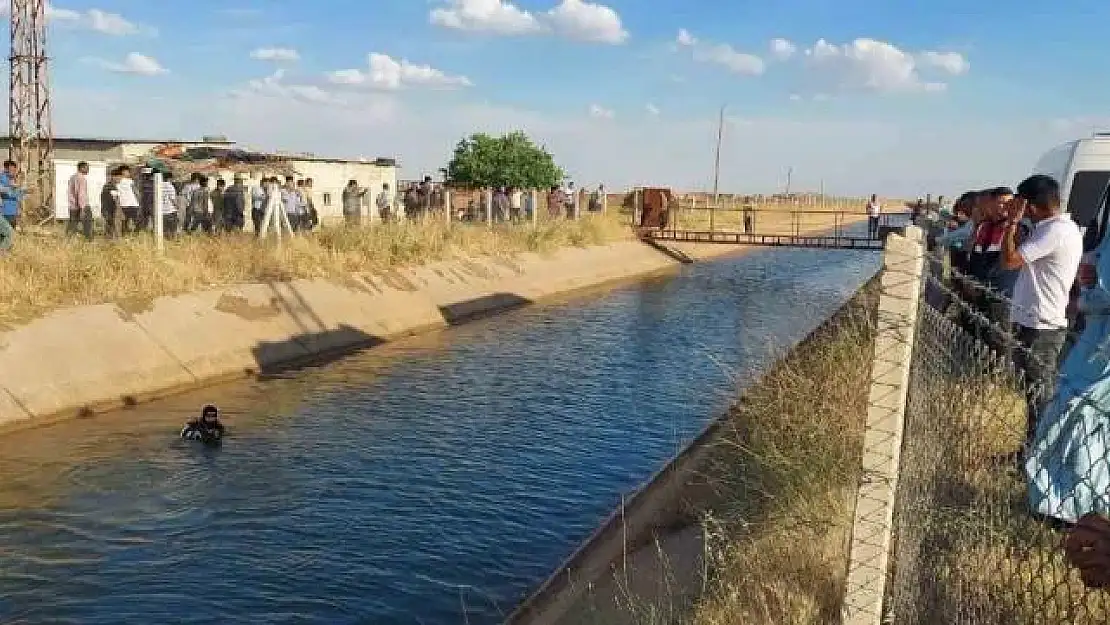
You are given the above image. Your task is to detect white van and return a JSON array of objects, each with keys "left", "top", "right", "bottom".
[{"left": 1033, "top": 133, "right": 1110, "bottom": 237}]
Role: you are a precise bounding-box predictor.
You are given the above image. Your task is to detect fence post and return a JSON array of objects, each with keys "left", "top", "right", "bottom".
[
  {"left": 601, "top": 189, "right": 607, "bottom": 215},
  {"left": 530, "top": 190, "right": 538, "bottom": 226},
  {"left": 485, "top": 189, "right": 493, "bottom": 226},
  {"left": 841, "top": 226, "right": 924, "bottom": 625},
  {"left": 152, "top": 172, "right": 164, "bottom": 254},
  {"left": 573, "top": 190, "right": 581, "bottom": 220},
  {"left": 443, "top": 189, "right": 452, "bottom": 224}
]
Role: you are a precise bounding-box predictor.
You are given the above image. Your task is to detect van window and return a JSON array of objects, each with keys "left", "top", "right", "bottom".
[{"left": 1067, "top": 170, "right": 1110, "bottom": 229}]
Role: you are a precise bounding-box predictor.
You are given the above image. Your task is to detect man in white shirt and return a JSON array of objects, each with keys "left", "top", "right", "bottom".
[
  {"left": 1000, "top": 174, "right": 1083, "bottom": 446},
  {"left": 866, "top": 194, "right": 881, "bottom": 239},
  {"left": 376, "top": 183, "right": 393, "bottom": 222}
]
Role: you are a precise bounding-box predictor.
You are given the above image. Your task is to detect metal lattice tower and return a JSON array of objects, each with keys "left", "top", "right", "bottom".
[{"left": 9, "top": 0, "right": 53, "bottom": 219}]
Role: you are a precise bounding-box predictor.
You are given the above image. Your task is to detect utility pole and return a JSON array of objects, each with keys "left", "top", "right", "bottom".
[
  {"left": 785, "top": 166, "right": 793, "bottom": 195},
  {"left": 712, "top": 104, "right": 725, "bottom": 200},
  {"left": 9, "top": 0, "right": 54, "bottom": 221}
]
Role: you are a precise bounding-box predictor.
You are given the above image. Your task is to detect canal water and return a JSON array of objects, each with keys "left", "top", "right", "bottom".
[{"left": 0, "top": 246, "right": 880, "bottom": 625}]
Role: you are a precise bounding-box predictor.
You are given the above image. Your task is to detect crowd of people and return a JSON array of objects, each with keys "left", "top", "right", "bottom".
[
  {"left": 927, "top": 175, "right": 1110, "bottom": 585},
  {"left": 0, "top": 163, "right": 612, "bottom": 250},
  {"left": 933, "top": 175, "right": 1083, "bottom": 450}
]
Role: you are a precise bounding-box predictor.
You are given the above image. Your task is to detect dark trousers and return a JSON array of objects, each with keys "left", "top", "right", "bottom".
[
  {"left": 162, "top": 212, "right": 180, "bottom": 238},
  {"left": 67, "top": 207, "right": 93, "bottom": 240},
  {"left": 868, "top": 215, "right": 880, "bottom": 238},
  {"left": 3, "top": 214, "right": 17, "bottom": 228},
  {"left": 252, "top": 209, "right": 264, "bottom": 235},
  {"left": 1014, "top": 324, "right": 1068, "bottom": 446},
  {"left": 976, "top": 290, "right": 1013, "bottom": 356},
  {"left": 122, "top": 207, "right": 140, "bottom": 234}
]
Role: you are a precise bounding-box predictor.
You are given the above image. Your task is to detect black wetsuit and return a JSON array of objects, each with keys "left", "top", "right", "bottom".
[{"left": 181, "top": 419, "right": 225, "bottom": 444}]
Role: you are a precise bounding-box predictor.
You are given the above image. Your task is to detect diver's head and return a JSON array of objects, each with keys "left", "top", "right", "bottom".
[{"left": 201, "top": 405, "right": 219, "bottom": 423}]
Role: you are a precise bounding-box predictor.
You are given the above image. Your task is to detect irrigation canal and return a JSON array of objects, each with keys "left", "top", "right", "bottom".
[{"left": 0, "top": 245, "right": 881, "bottom": 624}]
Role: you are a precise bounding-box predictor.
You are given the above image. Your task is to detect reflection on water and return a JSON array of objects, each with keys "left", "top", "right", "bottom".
[{"left": 0, "top": 247, "right": 880, "bottom": 624}]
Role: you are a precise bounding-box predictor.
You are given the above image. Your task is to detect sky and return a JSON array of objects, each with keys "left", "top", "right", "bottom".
[{"left": 12, "top": 0, "right": 1110, "bottom": 196}]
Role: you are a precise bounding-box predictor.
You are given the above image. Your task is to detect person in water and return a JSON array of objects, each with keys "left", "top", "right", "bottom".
[{"left": 181, "top": 404, "right": 225, "bottom": 443}]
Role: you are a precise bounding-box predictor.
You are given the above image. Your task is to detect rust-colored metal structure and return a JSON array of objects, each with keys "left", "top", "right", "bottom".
[{"left": 9, "top": 0, "right": 54, "bottom": 219}]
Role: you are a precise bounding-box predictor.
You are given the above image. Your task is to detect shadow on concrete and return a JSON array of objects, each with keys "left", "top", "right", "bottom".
[
  {"left": 250, "top": 324, "right": 385, "bottom": 378},
  {"left": 438, "top": 292, "right": 533, "bottom": 325},
  {"left": 639, "top": 237, "right": 695, "bottom": 264}
]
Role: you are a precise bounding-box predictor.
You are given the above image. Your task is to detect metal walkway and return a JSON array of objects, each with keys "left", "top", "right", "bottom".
[{"left": 640, "top": 228, "right": 886, "bottom": 250}]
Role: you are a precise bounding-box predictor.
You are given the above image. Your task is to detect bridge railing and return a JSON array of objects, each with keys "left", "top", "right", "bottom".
[{"left": 666, "top": 204, "right": 911, "bottom": 238}]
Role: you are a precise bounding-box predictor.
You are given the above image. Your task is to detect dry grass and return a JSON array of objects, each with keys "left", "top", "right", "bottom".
[
  {"left": 892, "top": 371, "right": 1110, "bottom": 625},
  {"left": 0, "top": 213, "right": 632, "bottom": 325}
]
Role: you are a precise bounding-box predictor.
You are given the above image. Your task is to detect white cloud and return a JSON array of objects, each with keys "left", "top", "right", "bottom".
[
  {"left": 589, "top": 104, "right": 614, "bottom": 119},
  {"left": 545, "top": 0, "right": 628, "bottom": 44},
  {"left": 429, "top": 0, "right": 542, "bottom": 35},
  {"left": 237, "top": 69, "right": 344, "bottom": 106},
  {"left": 86, "top": 52, "right": 167, "bottom": 76},
  {"left": 430, "top": 0, "right": 627, "bottom": 44},
  {"left": 32, "top": 5, "right": 149, "bottom": 36},
  {"left": 327, "top": 53, "right": 472, "bottom": 91},
  {"left": 675, "top": 28, "right": 765, "bottom": 76},
  {"left": 51, "top": 79, "right": 1091, "bottom": 198},
  {"left": 646, "top": 103, "right": 660, "bottom": 116},
  {"left": 789, "top": 94, "right": 802, "bottom": 102},
  {"left": 917, "top": 50, "right": 970, "bottom": 76},
  {"left": 769, "top": 38, "right": 796, "bottom": 61},
  {"left": 800, "top": 38, "right": 966, "bottom": 94},
  {"left": 250, "top": 47, "right": 300, "bottom": 62}
]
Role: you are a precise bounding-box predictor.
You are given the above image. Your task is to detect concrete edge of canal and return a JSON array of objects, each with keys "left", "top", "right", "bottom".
[
  {"left": 504, "top": 232, "right": 909, "bottom": 625},
  {"left": 0, "top": 239, "right": 747, "bottom": 433}
]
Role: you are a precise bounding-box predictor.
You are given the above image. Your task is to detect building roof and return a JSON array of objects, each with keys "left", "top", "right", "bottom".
[
  {"left": 0, "top": 136, "right": 236, "bottom": 145},
  {"left": 264, "top": 152, "right": 397, "bottom": 167}
]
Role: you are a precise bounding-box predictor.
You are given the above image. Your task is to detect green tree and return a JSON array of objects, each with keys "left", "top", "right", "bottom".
[{"left": 445, "top": 131, "right": 564, "bottom": 189}]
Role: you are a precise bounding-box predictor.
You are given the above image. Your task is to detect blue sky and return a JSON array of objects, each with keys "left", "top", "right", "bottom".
[{"left": 25, "top": 0, "right": 1110, "bottom": 195}]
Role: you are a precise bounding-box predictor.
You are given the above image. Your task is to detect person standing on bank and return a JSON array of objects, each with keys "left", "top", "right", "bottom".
[
  {"left": 66, "top": 161, "right": 93, "bottom": 240},
  {"left": 1000, "top": 174, "right": 1083, "bottom": 447}
]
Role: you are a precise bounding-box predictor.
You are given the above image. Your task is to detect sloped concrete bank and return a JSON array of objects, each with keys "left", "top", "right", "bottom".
[
  {"left": 0, "top": 240, "right": 744, "bottom": 431},
  {"left": 506, "top": 275, "right": 882, "bottom": 625}
]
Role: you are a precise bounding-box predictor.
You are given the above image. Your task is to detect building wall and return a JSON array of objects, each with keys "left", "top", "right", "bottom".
[{"left": 285, "top": 160, "right": 397, "bottom": 221}]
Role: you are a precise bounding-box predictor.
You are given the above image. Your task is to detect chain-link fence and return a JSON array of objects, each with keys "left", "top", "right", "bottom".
[{"left": 885, "top": 242, "right": 1110, "bottom": 624}]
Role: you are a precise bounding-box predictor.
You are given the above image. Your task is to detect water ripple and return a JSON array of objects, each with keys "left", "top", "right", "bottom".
[{"left": 0, "top": 247, "right": 878, "bottom": 624}]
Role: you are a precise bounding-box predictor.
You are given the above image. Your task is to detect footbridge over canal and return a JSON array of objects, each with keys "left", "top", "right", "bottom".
[{"left": 636, "top": 205, "right": 913, "bottom": 251}]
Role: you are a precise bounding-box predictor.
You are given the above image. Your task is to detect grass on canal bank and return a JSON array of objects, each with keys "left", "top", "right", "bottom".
[
  {"left": 679, "top": 280, "right": 878, "bottom": 625},
  {"left": 560, "top": 279, "right": 879, "bottom": 625},
  {"left": 0, "top": 213, "right": 630, "bottom": 325}
]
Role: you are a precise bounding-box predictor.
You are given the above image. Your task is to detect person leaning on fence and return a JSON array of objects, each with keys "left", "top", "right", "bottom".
[
  {"left": 999, "top": 174, "right": 1083, "bottom": 447},
  {"left": 967, "top": 187, "right": 1029, "bottom": 353}
]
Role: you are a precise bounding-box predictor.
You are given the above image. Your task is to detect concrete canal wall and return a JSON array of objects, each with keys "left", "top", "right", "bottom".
[{"left": 0, "top": 240, "right": 741, "bottom": 430}]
